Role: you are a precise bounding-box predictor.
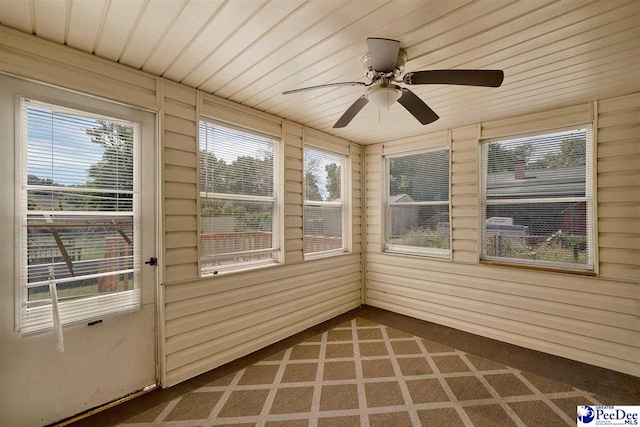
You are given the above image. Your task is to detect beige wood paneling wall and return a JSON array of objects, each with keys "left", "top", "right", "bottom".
[
  {"left": 364, "top": 96, "right": 640, "bottom": 376},
  {"left": 0, "top": 26, "right": 362, "bottom": 390}
]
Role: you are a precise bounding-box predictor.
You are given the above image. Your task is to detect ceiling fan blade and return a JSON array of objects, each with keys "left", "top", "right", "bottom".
[
  {"left": 397, "top": 89, "right": 439, "bottom": 125},
  {"left": 282, "top": 81, "right": 366, "bottom": 95},
  {"left": 404, "top": 70, "right": 504, "bottom": 87},
  {"left": 333, "top": 95, "right": 369, "bottom": 128},
  {"left": 367, "top": 38, "right": 401, "bottom": 73}
]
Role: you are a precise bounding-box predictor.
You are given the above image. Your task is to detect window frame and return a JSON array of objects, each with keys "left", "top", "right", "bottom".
[
  {"left": 302, "top": 145, "right": 349, "bottom": 260},
  {"left": 16, "top": 97, "right": 142, "bottom": 334},
  {"left": 383, "top": 146, "right": 452, "bottom": 259},
  {"left": 479, "top": 124, "right": 595, "bottom": 272},
  {"left": 198, "top": 118, "right": 283, "bottom": 276}
]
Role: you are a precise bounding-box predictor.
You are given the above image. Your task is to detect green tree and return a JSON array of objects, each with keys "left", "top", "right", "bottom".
[
  {"left": 304, "top": 156, "right": 323, "bottom": 201},
  {"left": 86, "top": 122, "right": 134, "bottom": 190},
  {"left": 325, "top": 163, "right": 341, "bottom": 201},
  {"left": 539, "top": 138, "right": 586, "bottom": 168}
]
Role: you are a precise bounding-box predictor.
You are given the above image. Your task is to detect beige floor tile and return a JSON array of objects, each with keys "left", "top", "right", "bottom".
[
  {"left": 323, "top": 361, "right": 356, "bottom": 381},
  {"left": 369, "top": 411, "right": 413, "bottom": 427},
  {"left": 281, "top": 363, "right": 318, "bottom": 383},
  {"left": 124, "top": 401, "right": 171, "bottom": 423},
  {"left": 319, "top": 384, "right": 359, "bottom": 411},
  {"left": 358, "top": 342, "right": 388, "bottom": 357},
  {"left": 509, "top": 400, "right": 570, "bottom": 427},
  {"left": 365, "top": 381, "right": 405, "bottom": 407},
  {"left": 270, "top": 387, "right": 314, "bottom": 414},
  {"left": 263, "top": 350, "right": 287, "bottom": 362},
  {"left": 361, "top": 358, "right": 395, "bottom": 378},
  {"left": 385, "top": 328, "right": 415, "bottom": 339},
  {"left": 391, "top": 340, "right": 422, "bottom": 355},
  {"left": 446, "top": 376, "right": 493, "bottom": 401},
  {"left": 465, "top": 353, "right": 507, "bottom": 371},
  {"left": 206, "top": 372, "right": 237, "bottom": 387},
  {"left": 165, "top": 392, "right": 223, "bottom": 421},
  {"left": 464, "top": 404, "right": 517, "bottom": 427},
  {"left": 357, "top": 328, "right": 383, "bottom": 340},
  {"left": 327, "top": 329, "right": 353, "bottom": 342},
  {"left": 417, "top": 408, "right": 465, "bottom": 427},
  {"left": 422, "top": 340, "right": 454, "bottom": 354},
  {"left": 265, "top": 420, "right": 309, "bottom": 427},
  {"left": 218, "top": 389, "right": 269, "bottom": 417},
  {"left": 317, "top": 415, "right": 360, "bottom": 427},
  {"left": 397, "top": 357, "right": 433, "bottom": 376},
  {"left": 432, "top": 355, "right": 471, "bottom": 373},
  {"left": 406, "top": 378, "right": 449, "bottom": 404},
  {"left": 484, "top": 373, "right": 535, "bottom": 397},
  {"left": 325, "top": 344, "right": 354, "bottom": 359},
  {"left": 238, "top": 364, "right": 280, "bottom": 385},
  {"left": 355, "top": 318, "right": 378, "bottom": 327},
  {"left": 552, "top": 396, "right": 597, "bottom": 418},
  {"left": 290, "top": 344, "right": 321, "bottom": 360}
]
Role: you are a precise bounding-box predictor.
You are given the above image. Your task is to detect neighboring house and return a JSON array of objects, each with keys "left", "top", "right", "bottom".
[{"left": 387, "top": 194, "right": 419, "bottom": 236}]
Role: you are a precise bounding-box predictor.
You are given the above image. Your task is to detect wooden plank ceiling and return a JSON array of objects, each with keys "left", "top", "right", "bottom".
[{"left": 1, "top": 0, "right": 638, "bottom": 145}]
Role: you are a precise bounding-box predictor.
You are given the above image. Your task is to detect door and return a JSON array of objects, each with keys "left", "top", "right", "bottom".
[{"left": 0, "top": 74, "right": 157, "bottom": 427}]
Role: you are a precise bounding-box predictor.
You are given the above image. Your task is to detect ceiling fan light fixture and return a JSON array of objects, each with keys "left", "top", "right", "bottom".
[{"left": 365, "top": 84, "right": 402, "bottom": 109}]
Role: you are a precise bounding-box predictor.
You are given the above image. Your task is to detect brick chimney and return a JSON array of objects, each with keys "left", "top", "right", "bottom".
[{"left": 514, "top": 162, "right": 525, "bottom": 180}]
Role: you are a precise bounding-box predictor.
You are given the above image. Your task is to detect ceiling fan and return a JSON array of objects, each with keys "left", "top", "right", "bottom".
[{"left": 282, "top": 38, "right": 504, "bottom": 128}]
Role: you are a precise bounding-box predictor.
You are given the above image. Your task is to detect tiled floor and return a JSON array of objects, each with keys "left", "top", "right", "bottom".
[{"left": 115, "top": 318, "right": 607, "bottom": 426}]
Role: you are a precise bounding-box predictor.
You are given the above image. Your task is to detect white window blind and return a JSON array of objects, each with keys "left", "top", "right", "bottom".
[
  {"left": 385, "top": 148, "right": 450, "bottom": 257},
  {"left": 481, "top": 126, "right": 593, "bottom": 270},
  {"left": 303, "top": 147, "right": 347, "bottom": 257},
  {"left": 199, "top": 121, "right": 280, "bottom": 274},
  {"left": 20, "top": 99, "right": 141, "bottom": 335}
]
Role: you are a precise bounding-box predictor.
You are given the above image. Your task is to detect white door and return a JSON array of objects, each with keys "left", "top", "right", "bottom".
[{"left": 0, "top": 74, "right": 157, "bottom": 427}]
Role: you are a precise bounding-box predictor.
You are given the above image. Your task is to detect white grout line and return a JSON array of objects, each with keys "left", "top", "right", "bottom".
[
  {"left": 457, "top": 351, "right": 527, "bottom": 427},
  {"left": 201, "top": 369, "right": 246, "bottom": 427},
  {"left": 308, "top": 330, "right": 328, "bottom": 427},
  {"left": 350, "top": 318, "right": 371, "bottom": 427},
  {"left": 254, "top": 347, "right": 294, "bottom": 427}
]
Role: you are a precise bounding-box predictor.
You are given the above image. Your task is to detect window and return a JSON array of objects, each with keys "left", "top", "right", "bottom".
[
  {"left": 199, "top": 121, "right": 280, "bottom": 274},
  {"left": 385, "top": 147, "right": 450, "bottom": 257},
  {"left": 481, "top": 126, "right": 593, "bottom": 271},
  {"left": 303, "top": 147, "right": 347, "bottom": 257},
  {"left": 19, "top": 99, "right": 141, "bottom": 334}
]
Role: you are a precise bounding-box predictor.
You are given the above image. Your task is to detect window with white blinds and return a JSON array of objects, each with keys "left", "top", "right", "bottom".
[
  {"left": 303, "top": 147, "right": 347, "bottom": 257},
  {"left": 385, "top": 148, "right": 450, "bottom": 257},
  {"left": 19, "top": 98, "right": 140, "bottom": 334},
  {"left": 199, "top": 121, "right": 280, "bottom": 274},
  {"left": 481, "top": 126, "right": 593, "bottom": 271}
]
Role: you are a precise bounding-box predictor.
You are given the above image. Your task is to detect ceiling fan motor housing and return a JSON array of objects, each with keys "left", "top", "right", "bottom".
[{"left": 361, "top": 49, "right": 407, "bottom": 81}]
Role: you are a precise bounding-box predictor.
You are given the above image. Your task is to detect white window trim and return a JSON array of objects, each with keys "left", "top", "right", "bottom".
[
  {"left": 479, "top": 124, "right": 595, "bottom": 272},
  {"left": 16, "top": 97, "right": 142, "bottom": 334},
  {"left": 383, "top": 146, "right": 452, "bottom": 259},
  {"left": 302, "top": 145, "right": 349, "bottom": 260},
  {"left": 198, "top": 119, "right": 282, "bottom": 276}
]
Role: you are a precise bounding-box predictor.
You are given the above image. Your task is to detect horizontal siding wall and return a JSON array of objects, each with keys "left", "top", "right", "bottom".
[
  {"left": 164, "top": 254, "right": 361, "bottom": 386},
  {"left": 365, "top": 96, "right": 640, "bottom": 377}
]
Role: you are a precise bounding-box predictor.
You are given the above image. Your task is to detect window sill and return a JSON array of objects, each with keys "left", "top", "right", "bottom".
[
  {"left": 304, "top": 249, "right": 349, "bottom": 261},
  {"left": 383, "top": 248, "right": 452, "bottom": 261},
  {"left": 479, "top": 260, "right": 596, "bottom": 277},
  {"left": 201, "top": 260, "right": 280, "bottom": 278}
]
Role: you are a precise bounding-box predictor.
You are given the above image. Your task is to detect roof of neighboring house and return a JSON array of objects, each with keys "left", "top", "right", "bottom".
[
  {"left": 388, "top": 194, "right": 416, "bottom": 203},
  {"left": 487, "top": 165, "right": 586, "bottom": 198}
]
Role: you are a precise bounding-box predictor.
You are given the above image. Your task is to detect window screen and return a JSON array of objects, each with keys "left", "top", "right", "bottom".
[
  {"left": 199, "top": 121, "right": 280, "bottom": 274},
  {"left": 481, "top": 126, "right": 593, "bottom": 270},
  {"left": 304, "top": 147, "right": 347, "bottom": 256},
  {"left": 385, "top": 148, "right": 450, "bottom": 257},
  {"left": 20, "top": 99, "right": 140, "bottom": 334}
]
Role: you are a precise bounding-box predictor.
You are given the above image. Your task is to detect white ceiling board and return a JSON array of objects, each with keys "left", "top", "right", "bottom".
[
  {"left": 180, "top": 0, "right": 306, "bottom": 88},
  {"left": 0, "top": 0, "right": 33, "bottom": 33},
  {"left": 141, "top": 0, "right": 225, "bottom": 75},
  {"left": 0, "top": 0, "right": 638, "bottom": 145},
  {"left": 198, "top": 0, "right": 347, "bottom": 96},
  {"left": 66, "top": 0, "right": 107, "bottom": 53},
  {"left": 33, "top": 0, "right": 68, "bottom": 44},
  {"left": 162, "top": 0, "right": 267, "bottom": 82},
  {"left": 94, "top": 0, "right": 146, "bottom": 62},
  {"left": 119, "top": 0, "right": 186, "bottom": 68}
]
